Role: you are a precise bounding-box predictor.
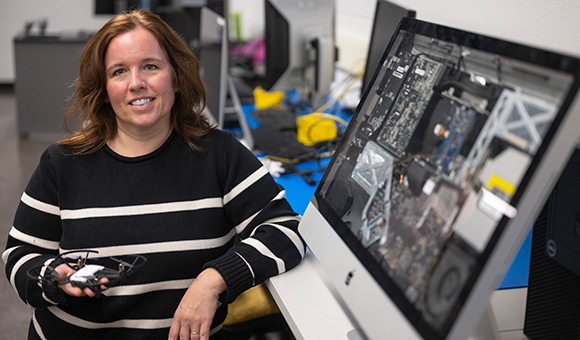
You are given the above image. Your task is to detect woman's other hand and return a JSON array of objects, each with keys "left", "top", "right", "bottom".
[{"left": 168, "top": 268, "right": 227, "bottom": 340}]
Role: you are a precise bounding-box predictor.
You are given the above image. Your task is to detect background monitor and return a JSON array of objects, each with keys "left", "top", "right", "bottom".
[
  {"left": 263, "top": 0, "right": 335, "bottom": 106},
  {"left": 198, "top": 6, "right": 228, "bottom": 128},
  {"left": 154, "top": 6, "right": 202, "bottom": 50},
  {"left": 197, "top": 5, "right": 254, "bottom": 149},
  {"left": 299, "top": 17, "right": 580, "bottom": 340},
  {"left": 94, "top": 0, "right": 141, "bottom": 14},
  {"left": 152, "top": 0, "right": 224, "bottom": 51},
  {"left": 361, "top": 0, "right": 415, "bottom": 98}
]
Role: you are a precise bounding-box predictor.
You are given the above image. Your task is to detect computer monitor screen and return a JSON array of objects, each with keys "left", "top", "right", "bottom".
[
  {"left": 198, "top": 7, "right": 228, "bottom": 128},
  {"left": 361, "top": 0, "right": 415, "bottom": 98},
  {"left": 263, "top": 0, "right": 335, "bottom": 104},
  {"left": 300, "top": 17, "right": 580, "bottom": 340},
  {"left": 94, "top": 0, "right": 141, "bottom": 14}
]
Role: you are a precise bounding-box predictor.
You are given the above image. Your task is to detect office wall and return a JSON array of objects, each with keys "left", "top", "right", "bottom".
[
  {"left": 228, "top": 0, "right": 580, "bottom": 70},
  {"left": 1, "top": 0, "right": 579, "bottom": 83},
  {"left": 335, "top": 0, "right": 580, "bottom": 69},
  {"left": 0, "top": 0, "right": 111, "bottom": 83}
]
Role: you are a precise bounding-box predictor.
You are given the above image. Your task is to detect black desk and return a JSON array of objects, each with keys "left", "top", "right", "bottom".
[{"left": 14, "top": 31, "right": 91, "bottom": 140}]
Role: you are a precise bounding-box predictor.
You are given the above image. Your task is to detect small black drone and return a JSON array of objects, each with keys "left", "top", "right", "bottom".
[{"left": 28, "top": 250, "right": 146, "bottom": 297}]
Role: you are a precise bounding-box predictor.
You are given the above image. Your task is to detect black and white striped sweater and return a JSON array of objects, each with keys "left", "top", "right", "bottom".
[{"left": 3, "top": 129, "right": 305, "bottom": 340}]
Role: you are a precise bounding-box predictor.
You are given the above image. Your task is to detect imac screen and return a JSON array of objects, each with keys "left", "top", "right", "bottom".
[{"left": 312, "top": 17, "right": 580, "bottom": 339}]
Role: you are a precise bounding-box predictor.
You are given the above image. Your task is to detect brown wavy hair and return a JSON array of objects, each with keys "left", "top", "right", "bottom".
[{"left": 59, "top": 9, "right": 215, "bottom": 154}]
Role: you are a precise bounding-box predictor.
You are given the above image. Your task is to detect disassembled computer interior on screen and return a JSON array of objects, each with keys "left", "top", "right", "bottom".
[{"left": 306, "top": 17, "right": 580, "bottom": 340}]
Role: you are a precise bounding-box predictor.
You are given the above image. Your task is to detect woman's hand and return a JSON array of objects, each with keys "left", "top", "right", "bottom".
[
  {"left": 53, "top": 263, "right": 108, "bottom": 298},
  {"left": 168, "top": 268, "right": 227, "bottom": 340}
]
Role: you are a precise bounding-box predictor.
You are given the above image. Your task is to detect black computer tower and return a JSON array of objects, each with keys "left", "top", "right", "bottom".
[{"left": 524, "top": 148, "right": 580, "bottom": 339}]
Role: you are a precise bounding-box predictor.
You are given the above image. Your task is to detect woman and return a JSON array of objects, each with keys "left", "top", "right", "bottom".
[{"left": 3, "top": 9, "right": 304, "bottom": 340}]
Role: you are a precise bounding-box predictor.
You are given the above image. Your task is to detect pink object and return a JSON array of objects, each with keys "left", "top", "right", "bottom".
[{"left": 230, "top": 36, "right": 265, "bottom": 65}]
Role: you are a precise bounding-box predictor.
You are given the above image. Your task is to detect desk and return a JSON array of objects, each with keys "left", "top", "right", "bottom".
[
  {"left": 14, "top": 31, "right": 91, "bottom": 140},
  {"left": 267, "top": 253, "right": 527, "bottom": 340},
  {"left": 266, "top": 250, "right": 359, "bottom": 340}
]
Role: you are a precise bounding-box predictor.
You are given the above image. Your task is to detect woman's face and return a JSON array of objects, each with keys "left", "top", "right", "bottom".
[{"left": 104, "top": 27, "right": 176, "bottom": 136}]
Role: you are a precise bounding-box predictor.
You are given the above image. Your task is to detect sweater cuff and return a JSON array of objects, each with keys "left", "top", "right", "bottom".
[
  {"left": 42, "top": 258, "right": 85, "bottom": 306},
  {"left": 204, "top": 250, "right": 254, "bottom": 304}
]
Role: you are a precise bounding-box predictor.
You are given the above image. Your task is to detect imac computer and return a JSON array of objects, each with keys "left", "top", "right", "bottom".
[
  {"left": 361, "top": 0, "right": 415, "bottom": 99},
  {"left": 263, "top": 0, "right": 335, "bottom": 106},
  {"left": 299, "top": 17, "right": 580, "bottom": 340}
]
